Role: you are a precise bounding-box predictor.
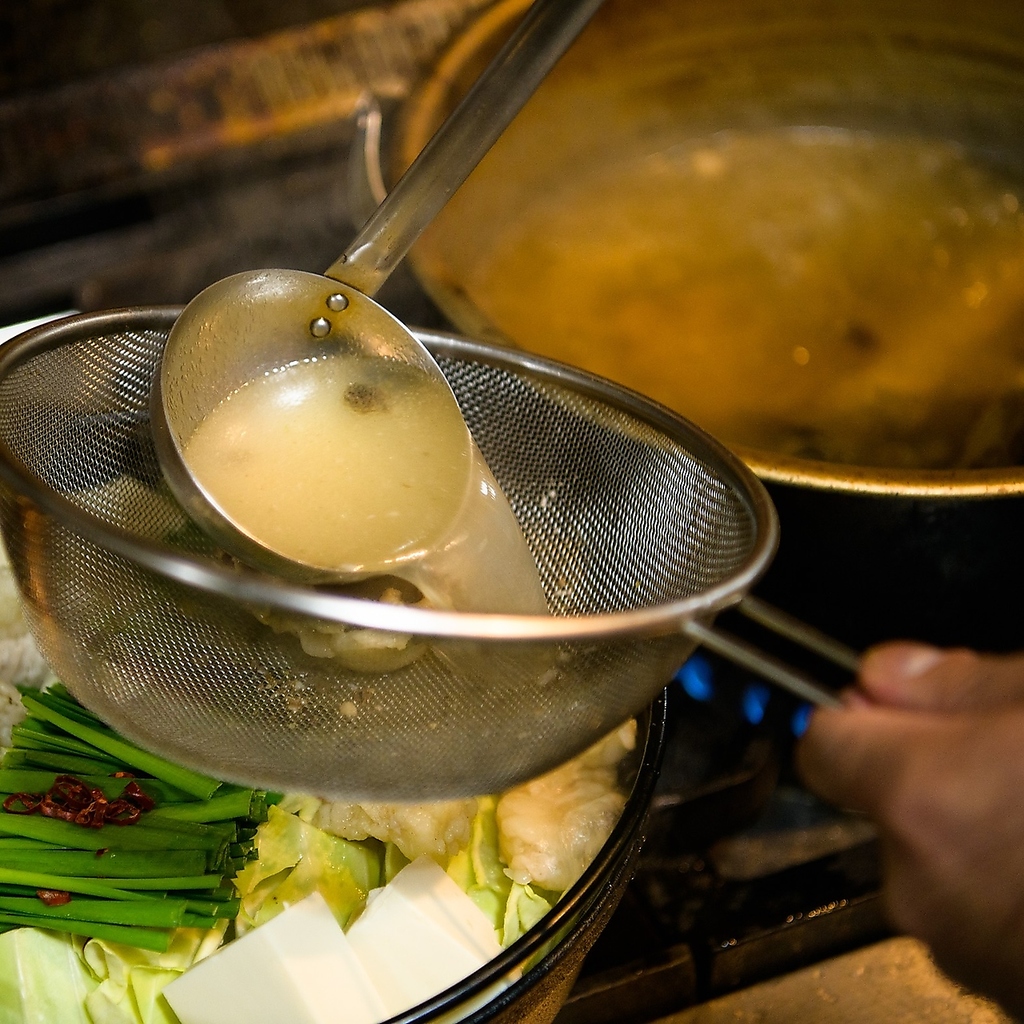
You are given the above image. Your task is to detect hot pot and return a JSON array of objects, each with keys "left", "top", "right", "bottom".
[{"left": 385, "top": 0, "right": 1024, "bottom": 652}]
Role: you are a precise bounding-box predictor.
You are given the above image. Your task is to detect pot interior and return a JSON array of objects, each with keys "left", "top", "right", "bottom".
[{"left": 399, "top": 0, "right": 1024, "bottom": 485}]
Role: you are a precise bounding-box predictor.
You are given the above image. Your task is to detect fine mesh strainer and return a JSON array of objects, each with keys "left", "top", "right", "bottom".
[{"left": 0, "top": 308, "right": 849, "bottom": 800}]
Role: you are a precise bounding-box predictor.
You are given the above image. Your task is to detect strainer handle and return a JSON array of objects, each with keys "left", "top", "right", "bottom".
[
  {"left": 685, "top": 597, "right": 858, "bottom": 709},
  {"left": 737, "top": 595, "right": 860, "bottom": 673}
]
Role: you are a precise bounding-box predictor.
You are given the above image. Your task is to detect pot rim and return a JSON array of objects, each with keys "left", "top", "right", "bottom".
[{"left": 737, "top": 447, "right": 1024, "bottom": 497}]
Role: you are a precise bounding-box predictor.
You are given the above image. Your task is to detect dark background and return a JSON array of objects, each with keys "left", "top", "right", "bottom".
[
  {"left": 0, "top": 0, "right": 482, "bottom": 325},
  {"left": 0, "top": 2, "right": 371, "bottom": 97}
]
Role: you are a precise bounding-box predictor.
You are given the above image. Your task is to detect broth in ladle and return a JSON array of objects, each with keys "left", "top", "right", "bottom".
[{"left": 184, "top": 353, "right": 547, "bottom": 616}]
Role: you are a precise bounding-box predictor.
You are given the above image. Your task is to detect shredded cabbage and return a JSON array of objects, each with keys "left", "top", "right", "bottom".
[
  {"left": 76, "top": 926, "right": 227, "bottom": 1024},
  {"left": 233, "top": 805, "right": 382, "bottom": 933},
  {"left": 312, "top": 796, "right": 477, "bottom": 862},
  {"left": 496, "top": 721, "right": 636, "bottom": 892},
  {"left": 0, "top": 929, "right": 96, "bottom": 1024}
]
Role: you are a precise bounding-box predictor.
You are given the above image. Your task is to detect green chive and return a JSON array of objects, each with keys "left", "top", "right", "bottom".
[
  {"left": 183, "top": 898, "right": 240, "bottom": 918},
  {"left": 1, "top": 749, "right": 123, "bottom": 776},
  {"left": 0, "top": 895, "right": 186, "bottom": 928},
  {"left": 0, "top": 868, "right": 149, "bottom": 900},
  {"left": 19, "top": 695, "right": 221, "bottom": 800},
  {"left": 0, "top": 812, "right": 229, "bottom": 859},
  {"left": 180, "top": 913, "right": 220, "bottom": 929},
  {"left": 20, "top": 689, "right": 108, "bottom": 729},
  {"left": 0, "top": 837, "right": 62, "bottom": 851},
  {"left": 0, "top": 849, "right": 207, "bottom": 878},
  {"left": 147, "top": 790, "right": 259, "bottom": 824},
  {"left": 8, "top": 725, "right": 106, "bottom": 760},
  {"left": 106, "top": 875, "right": 226, "bottom": 892},
  {"left": 0, "top": 911, "right": 171, "bottom": 952}
]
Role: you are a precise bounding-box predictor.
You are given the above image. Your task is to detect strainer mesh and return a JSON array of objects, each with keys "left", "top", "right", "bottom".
[
  {"left": 438, "top": 356, "right": 755, "bottom": 615},
  {"left": 0, "top": 319, "right": 761, "bottom": 798}
]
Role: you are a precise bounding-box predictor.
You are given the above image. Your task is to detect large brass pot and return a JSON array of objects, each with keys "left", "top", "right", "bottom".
[{"left": 391, "top": 0, "right": 1024, "bottom": 651}]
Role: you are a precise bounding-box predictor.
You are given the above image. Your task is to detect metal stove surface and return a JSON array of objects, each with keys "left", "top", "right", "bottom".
[{"left": 658, "top": 937, "right": 1009, "bottom": 1024}]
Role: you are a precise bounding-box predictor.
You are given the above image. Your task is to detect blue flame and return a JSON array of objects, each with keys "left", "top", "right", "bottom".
[
  {"left": 742, "top": 682, "right": 771, "bottom": 725},
  {"left": 790, "top": 702, "right": 813, "bottom": 737},
  {"left": 676, "top": 654, "right": 714, "bottom": 702}
]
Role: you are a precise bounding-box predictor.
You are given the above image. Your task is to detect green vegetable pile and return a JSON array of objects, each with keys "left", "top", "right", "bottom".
[
  {"left": 0, "top": 684, "right": 573, "bottom": 1024},
  {"left": 0, "top": 685, "right": 273, "bottom": 952}
]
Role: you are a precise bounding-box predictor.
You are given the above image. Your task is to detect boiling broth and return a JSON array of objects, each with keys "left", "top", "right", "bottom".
[{"left": 463, "top": 128, "right": 1024, "bottom": 469}]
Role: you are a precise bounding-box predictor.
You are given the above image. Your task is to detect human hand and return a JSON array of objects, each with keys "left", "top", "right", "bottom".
[{"left": 796, "top": 641, "right": 1024, "bottom": 1019}]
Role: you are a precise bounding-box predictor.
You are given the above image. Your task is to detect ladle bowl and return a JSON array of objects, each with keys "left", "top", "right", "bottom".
[{"left": 152, "top": 270, "right": 466, "bottom": 584}]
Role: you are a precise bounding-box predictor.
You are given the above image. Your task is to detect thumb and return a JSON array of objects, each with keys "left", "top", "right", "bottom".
[{"left": 859, "top": 642, "right": 1024, "bottom": 712}]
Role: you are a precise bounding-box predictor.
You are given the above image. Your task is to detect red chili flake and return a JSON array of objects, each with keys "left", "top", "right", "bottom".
[
  {"left": 95, "top": 848, "right": 110, "bottom": 857},
  {"left": 1, "top": 773, "right": 153, "bottom": 829},
  {"left": 37, "top": 889, "right": 72, "bottom": 907},
  {"left": 122, "top": 781, "right": 155, "bottom": 812},
  {"left": 39, "top": 775, "right": 107, "bottom": 828},
  {"left": 2, "top": 793, "right": 41, "bottom": 814},
  {"left": 103, "top": 798, "right": 142, "bottom": 826}
]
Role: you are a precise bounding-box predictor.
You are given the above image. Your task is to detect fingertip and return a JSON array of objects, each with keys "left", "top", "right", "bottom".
[
  {"left": 840, "top": 687, "right": 873, "bottom": 710},
  {"left": 861, "top": 641, "right": 946, "bottom": 686},
  {"left": 795, "top": 699, "right": 902, "bottom": 811},
  {"left": 794, "top": 702, "right": 850, "bottom": 791},
  {"left": 859, "top": 641, "right": 953, "bottom": 705}
]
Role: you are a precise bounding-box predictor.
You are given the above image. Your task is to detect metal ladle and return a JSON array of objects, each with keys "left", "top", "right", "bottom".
[{"left": 151, "top": 0, "right": 607, "bottom": 584}]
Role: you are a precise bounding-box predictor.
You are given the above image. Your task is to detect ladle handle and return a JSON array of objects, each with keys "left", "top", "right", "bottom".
[
  {"left": 326, "top": 0, "right": 606, "bottom": 295},
  {"left": 684, "top": 597, "right": 860, "bottom": 709}
]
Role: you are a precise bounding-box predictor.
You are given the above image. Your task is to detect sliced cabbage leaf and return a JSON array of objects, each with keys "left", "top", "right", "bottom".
[
  {"left": 77, "top": 924, "right": 228, "bottom": 1024},
  {"left": 0, "top": 928, "right": 97, "bottom": 1024},
  {"left": 84, "top": 984, "right": 136, "bottom": 1024},
  {"left": 501, "top": 884, "right": 554, "bottom": 947},
  {"left": 79, "top": 925, "right": 226, "bottom": 986},
  {"left": 235, "top": 804, "right": 382, "bottom": 931},
  {"left": 129, "top": 967, "right": 183, "bottom": 1024},
  {"left": 442, "top": 796, "right": 553, "bottom": 947},
  {"left": 463, "top": 796, "right": 513, "bottom": 938},
  {"left": 445, "top": 847, "right": 473, "bottom": 891},
  {"left": 273, "top": 792, "right": 322, "bottom": 823}
]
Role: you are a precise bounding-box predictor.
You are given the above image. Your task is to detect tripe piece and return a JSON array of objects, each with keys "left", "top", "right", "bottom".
[
  {"left": 346, "top": 855, "right": 503, "bottom": 1016},
  {"left": 162, "top": 891, "right": 385, "bottom": 1024}
]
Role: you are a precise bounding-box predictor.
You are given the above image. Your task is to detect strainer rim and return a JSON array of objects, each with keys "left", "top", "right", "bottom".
[{"left": 0, "top": 306, "right": 779, "bottom": 642}]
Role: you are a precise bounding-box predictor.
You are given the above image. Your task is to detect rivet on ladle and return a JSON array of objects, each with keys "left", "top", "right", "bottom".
[
  {"left": 326, "top": 293, "right": 350, "bottom": 311},
  {"left": 309, "top": 317, "right": 332, "bottom": 337}
]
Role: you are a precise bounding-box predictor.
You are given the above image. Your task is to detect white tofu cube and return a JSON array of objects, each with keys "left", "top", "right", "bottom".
[
  {"left": 163, "top": 891, "right": 386, "bottom": 1024},
  {"left": 345, "top": 856, "right": 503, "bottom": 1017}
]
